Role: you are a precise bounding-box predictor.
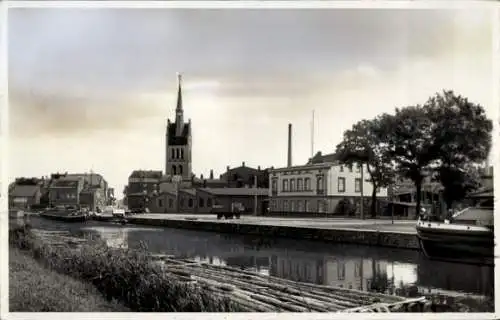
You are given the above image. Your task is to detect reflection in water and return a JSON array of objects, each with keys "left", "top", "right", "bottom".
[{"left": 20, "top": 217, "right": 494, "bottom": 311}]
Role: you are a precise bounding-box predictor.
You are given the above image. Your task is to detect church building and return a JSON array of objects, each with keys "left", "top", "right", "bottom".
[{"left": 165, "top": 73, "right": 192, "bottom": 181}]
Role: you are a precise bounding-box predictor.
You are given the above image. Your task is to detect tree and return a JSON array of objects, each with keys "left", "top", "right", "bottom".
[
  {"left": 381, "top": 106, "right": 437, "bottom": 217},
  {"left": 335, "top": 118, "right": 395, "bottom": 218},
  {"left": 435, "top": 165, "right": 481, "bottom": 211},
  {"left": 424, "top": 91, "right": 492, "bottom": 210}
]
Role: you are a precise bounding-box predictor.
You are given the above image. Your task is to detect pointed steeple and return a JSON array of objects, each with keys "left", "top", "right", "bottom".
[{"left": 175, "top": 72, "right": 184, "bottom": 136}]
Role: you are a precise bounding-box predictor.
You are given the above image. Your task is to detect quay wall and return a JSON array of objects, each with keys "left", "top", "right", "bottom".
[{"left": 126, "top": 217, "right": 420, "bottom": 250}]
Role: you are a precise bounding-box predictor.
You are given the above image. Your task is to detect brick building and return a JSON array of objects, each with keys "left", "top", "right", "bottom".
[{"left": 126, "top": 170, "right": 162, "bottom": 211}]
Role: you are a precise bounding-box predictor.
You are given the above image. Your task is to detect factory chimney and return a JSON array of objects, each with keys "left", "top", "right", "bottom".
[{"left": 287, "top": 123, "right": 292, "bottom": 167}]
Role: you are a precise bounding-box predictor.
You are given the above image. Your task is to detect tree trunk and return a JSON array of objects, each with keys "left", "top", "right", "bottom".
[
  {"left": 415, "top": 181, "right": 422, "bottom": 220},
  {"left": 370, "top": 186, "right": 377, "bottom": 218},
  {"left": 444, "top": 189, "right": 453, "bottom": 215}
]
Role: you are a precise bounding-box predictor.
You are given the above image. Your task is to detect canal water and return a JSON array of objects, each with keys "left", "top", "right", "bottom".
[{"left": 13, "top": 216, "right": 494, "bottom": 312}]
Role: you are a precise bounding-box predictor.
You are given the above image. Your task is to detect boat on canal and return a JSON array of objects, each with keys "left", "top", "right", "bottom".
[
  {"left": 416, "top": 204, "right": 494, "bottom": 265},
  {"left": 40, "top": 205, "right": 89, "bottom": 223}
]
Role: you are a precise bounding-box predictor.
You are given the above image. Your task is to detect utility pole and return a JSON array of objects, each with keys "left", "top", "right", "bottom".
[
  {"left": 360, "top": 163, "right": 364, "bottom": 220},
  {"left": 311, "top": 110, "right": 315, "bottom": 158},
  {"left": 254, "top": 175, "right": 258, "bottom": 216}
]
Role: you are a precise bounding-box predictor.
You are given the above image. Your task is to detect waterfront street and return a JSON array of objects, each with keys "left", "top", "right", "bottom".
[{"left": 135, "top": 214, "right": 418, "bottom": 234}]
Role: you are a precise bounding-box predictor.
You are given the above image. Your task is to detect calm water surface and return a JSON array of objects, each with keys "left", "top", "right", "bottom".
[{"left": 14, "top": 216, "right": 495, "bottom": 312}]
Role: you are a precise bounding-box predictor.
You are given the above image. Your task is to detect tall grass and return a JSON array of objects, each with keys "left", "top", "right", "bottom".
[
  {"left": 10, "top": 225, "right": 243, "bottom": 312},
  {"left": 10, "top": 248, "right": 129, "bottom": 312}
]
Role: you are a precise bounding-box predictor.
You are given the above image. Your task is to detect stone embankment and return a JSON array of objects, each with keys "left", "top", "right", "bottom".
[{"left": 126, "top": 215, "right": 420, "bottom": 250}]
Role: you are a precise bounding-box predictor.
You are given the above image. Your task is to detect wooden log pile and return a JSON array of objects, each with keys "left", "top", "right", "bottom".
[{"left": 151, "top": 254, "right": 428, "bottom": 312}]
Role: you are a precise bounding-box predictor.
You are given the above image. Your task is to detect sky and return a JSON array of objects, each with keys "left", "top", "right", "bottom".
[{"left": 8, "top": 7, "right": 495, "bottom": 197}]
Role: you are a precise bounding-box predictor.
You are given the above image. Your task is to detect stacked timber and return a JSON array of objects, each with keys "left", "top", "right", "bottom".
[{"left": 151, "top": 255, "right": 428, "bottom": 312}]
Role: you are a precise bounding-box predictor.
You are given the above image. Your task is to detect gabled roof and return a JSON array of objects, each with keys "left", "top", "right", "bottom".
[
  {"left": 129, "top": 170, "right": 163, "bottom": 179},
  {"left": 179, "top": 188, "right": 196, "bottom": 196},
  {"left": 66, "top": 173, "right": 104, "bottom": 187},
  {"left": 198, "top": 187, "right": 269, "bottom": 196},
  {"left": 10, "top": 185, "right": 40, "bottom": 198},
  {"left": 52, "top": 177, "right": 82, "bottom": 188},
  {"left": 307, "top": 152, "right": 340, "bottom": 165}
]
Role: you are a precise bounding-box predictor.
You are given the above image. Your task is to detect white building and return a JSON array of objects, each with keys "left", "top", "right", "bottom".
[{"left": 268, "top": 152, "right": 388, "bottom": 215}]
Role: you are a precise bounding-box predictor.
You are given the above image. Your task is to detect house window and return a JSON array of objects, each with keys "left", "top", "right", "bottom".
[
  {"left": 356, "top": 164, "right": 361, "bottom": 173},
  {"left": 317, "top": 176, "right": 324, "bottom": 191},
  {"left": 297, "top": 178, "right": 303, "bottom": 191},
  {"left": 297, "top": 200, "right": 304, "bottom": 212},
  {"left": 171, "top": 149, "right": 175, "bottom": 159},
  {"left": 304, "top": 178, "right": 311, "bottom": 190},
  {"left": 355, "top": 178, "right": 362, "bottom": 193},
  {"left": 349, "top": 165, "right": 353, "bottom": 173},
  {"left": 354, "top": 262, "right": 361, "bottom": 278},
  {"left": 180, "top": 149, "right": 184, "bottom": 160},
  {"left": 282, "top": 179, "right": 289, "bottom": 192},
  {"left": 338, "top": 177, "right": 346, "bottom": 193},
  {"left": 188, "top": 198, "right": 193, "bottom": 208},
  {"left": 290, "top": 200, "right": 295, "bottom": 212},
  {"left": 290, "top": 179, "right": 295, "bottom": 192},
  {"left": 168, "top": 198, "right": 173, "bottom": 208},
  {"left": 172, "top": 165, "right": 177, "bottom": 175},
  {"left": 272, "top": 179, "right": 277, "bottom": 192},
  {"left": 338, "top": 261, "right": 346, "bottom": 280},
  {"left": 305, "top": 200, "right": 310, "bottom": 212},
  {"left": 340, "top": 165, "right": 344, "bottom": 172},
  {"left": 283, "top": 200, "right": 289, "bottom": 211},
  {"left": 207, "top": 198, "right": 212, "bottom": 207},
  {"left": 158, "top": 199, "right": 164, "bottom": 208},
  {"left": 199, "top": 198, "right": 205, "bottom": 208},
  {"left": 179, "top": 165, "right": 183, "bottom": 175}
]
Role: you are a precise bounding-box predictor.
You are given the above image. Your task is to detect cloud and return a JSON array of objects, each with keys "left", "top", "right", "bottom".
[{"left": 7, "top": 7, "right": 494, "bottom": 194}]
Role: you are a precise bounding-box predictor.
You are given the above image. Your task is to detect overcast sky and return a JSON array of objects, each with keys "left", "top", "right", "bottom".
[{"left": 8, "top": 8, "right": 494, "bottom": 196}]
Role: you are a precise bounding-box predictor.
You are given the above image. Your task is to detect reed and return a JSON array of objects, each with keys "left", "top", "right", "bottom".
[{"left": 9, "top": 226, "right": 243, "bottom": 312}]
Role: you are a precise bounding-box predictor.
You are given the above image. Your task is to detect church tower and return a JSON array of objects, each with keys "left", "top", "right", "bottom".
[{"left": 165, "top": 73, "right": 192, "bottom": 180}]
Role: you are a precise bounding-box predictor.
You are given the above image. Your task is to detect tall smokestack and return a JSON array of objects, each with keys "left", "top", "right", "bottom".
[{"left": 287, "top": 123, "right": 292, "bottom": 167}]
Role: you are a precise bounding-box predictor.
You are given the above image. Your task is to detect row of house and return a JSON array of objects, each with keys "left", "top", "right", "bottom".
[
  {"left": 9, "top": 172, "right": 115, "bottom": 211},
  {"left": 124, "top": 163, "right": 270, "bottom": 214}
]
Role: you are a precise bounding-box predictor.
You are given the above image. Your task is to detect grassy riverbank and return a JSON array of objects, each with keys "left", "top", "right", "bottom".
[
  {"left": 10, "top": 248, "right": 129, "bottom": 312},
  {"left": 9, "top": 225, "right": 241, "bottom": 312}
]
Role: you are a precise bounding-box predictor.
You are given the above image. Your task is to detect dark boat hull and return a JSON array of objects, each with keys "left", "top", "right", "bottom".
[
  {"left": 39, "top": 213, "right": 88, "bottom": 223},
  {"left": 416, "top": 221, "right": 494, "bottom": 266}
]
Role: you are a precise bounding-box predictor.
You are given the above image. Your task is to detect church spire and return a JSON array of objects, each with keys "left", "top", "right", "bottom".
[{"left": 175, "top": 72, "right": 184, "bottom": 136}]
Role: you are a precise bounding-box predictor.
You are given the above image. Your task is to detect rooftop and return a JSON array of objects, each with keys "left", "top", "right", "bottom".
[
  {"left": 198, "top": 187, "right": 269, "bottom": 196},
  {"left": 10, "top": 185, "right": 40, "bottom": 198}
]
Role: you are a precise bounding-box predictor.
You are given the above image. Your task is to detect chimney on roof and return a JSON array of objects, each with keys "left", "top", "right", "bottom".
[
  {"left": 210, "top": 170, "right": 214, "bottom": 180},
  {"left": 258, "top": 165, "right": 261, "bottom": 171},
  {"left": 200, "top": 174, "right": 204, "bottom": 180},
  {"left": 226, "top": 165, "right": 230, "bottom": 172},
  {"left": 287, "top": 123, "right": 292, "bottom": 167},
  {"left": 242, "top": 162, "right": 245, "bottom": 167}
]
